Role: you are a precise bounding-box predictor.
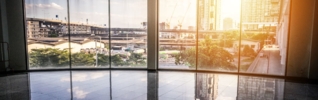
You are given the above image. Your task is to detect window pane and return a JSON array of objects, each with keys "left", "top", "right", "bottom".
[
  {"left": 69, "top": 0, "right": 110, "bottom": 68},
  {"left": 158, "top": 0, "right": 197, "bottom": 70},
  {"left": 197, "top": 0, "right": 240, "bottom": 72},
  {"left": 25, "top": 0, "right": 70, "bottom": 69},
  {"left": 239, "top": 0, "right": 289, "bottom": 76},
  {"left": 110, "top": 0, "right": 147, "bottom": 68}
]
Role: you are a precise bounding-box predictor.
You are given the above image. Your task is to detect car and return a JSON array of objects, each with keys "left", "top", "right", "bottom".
[
  {"left": 133, "top": 49, "right": 145, "bottom": 53},
  {"left": 111, "top": 46, "right": 131, "bottom": 56}
]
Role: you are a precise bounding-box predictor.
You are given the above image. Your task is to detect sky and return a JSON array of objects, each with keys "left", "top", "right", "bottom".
[{"left": 25, "top": 0, "right": 240, "bottom": 29}]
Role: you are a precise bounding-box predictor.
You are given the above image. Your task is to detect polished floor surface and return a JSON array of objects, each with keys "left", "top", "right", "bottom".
[{"left": 0, "top": 70, "right": 318, "bottom": 100}]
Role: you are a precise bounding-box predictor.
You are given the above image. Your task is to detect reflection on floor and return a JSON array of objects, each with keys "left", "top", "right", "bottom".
[{"left": 0, "top": 71, "right": 318, "bottom": 100}]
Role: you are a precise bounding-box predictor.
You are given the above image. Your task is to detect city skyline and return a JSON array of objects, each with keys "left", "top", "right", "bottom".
[{"left": 25, "top": 0, "right": 240, "bottom": 29}]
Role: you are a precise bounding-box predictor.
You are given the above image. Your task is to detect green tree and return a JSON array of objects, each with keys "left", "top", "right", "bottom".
[
  {"left": 71, "top": 53, "right": 95, "bottom": 66},
  {"left": 29, "top": 48, "right": 135, "bottom": 68},
  {"left": 250, "top": 33, "right": 270, "bottom": 47},
  {"left": 48, "top": 31, "right": 59, "bottom": 37},
  {"left": 241, "top": 45, "right": 256, "bottom": 57},
  {"left": 220, "top": 30, "right": 240, "bottom": 47},
  {"left": 97, "top": 54, "right": 110, "bottom": 66},
  {"left": 175, "top": 37, "right": 237, "bottom": 70},
  {"left": 128, "top": 53, "right": 146, "bottom": 65},
  {"left": 29, "top": 48, "right": 69, "bottom": 67},
  {"left": 111, "top": 55, "right": 127, "bottom": 66}
]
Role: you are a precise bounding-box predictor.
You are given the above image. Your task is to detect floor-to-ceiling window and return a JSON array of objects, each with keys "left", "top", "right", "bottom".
[
  {"left": 157, "top": 0, "right": 290, "bottom": 76},
  {"left": 25, "top": 0, "right": 147, "bottom": 69},
  {"left": 26, "top": 0, "right": 70, "bottom": 69},
  {"left": 158, "top": 0, "right": 197, "bottom": 70},
  {"left": 239, "top": 0, "right": 289, "bottom": 76},
  {"left": 110, "top": 0, "right": 147, "bottom": 68},
  {"left": 25, "top": 0, "right": 290, "bottom": 76},
  {"left": 69, "top": 0, "right": 110, "bottom": 68},
  {"left": 196, "top": 0, "right": 240, "bottom": 72}
]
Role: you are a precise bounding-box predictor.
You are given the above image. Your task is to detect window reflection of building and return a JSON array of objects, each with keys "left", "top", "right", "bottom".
[
  {"left": 238, "top": 76, "right": 284, "bottom": 100},
  {"left": 196, "top": 74, "right": 218, "bottom": 100}
]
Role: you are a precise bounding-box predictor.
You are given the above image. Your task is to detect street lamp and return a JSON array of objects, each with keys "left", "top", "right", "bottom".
[{"left": 90, "top": 34, "right": 101, "bottom": 67}]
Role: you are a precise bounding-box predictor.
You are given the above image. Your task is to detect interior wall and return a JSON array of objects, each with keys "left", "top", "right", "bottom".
[
  {"left": 309, "top": 0, "right": 318, "bottom": 79},
  {"left": 0, "top": 0, "right": 4, "bottom": 72},
  {"left": 287, "top": 0, "right": 316, "bottom": 78},
  {"left": 0, "top": 0, "right": 9, "bottom": 72},
  {"left": 5, "top": 0, "right": 27, "bottom": 71}
]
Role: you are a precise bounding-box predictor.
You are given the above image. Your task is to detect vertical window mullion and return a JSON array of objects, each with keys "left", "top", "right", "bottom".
[{"left": 147, "top": 0, "right": 158, "bottom": 70}]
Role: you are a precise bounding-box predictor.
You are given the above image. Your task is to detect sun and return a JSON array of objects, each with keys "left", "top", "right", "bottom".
[{"left": 221, "top": 0, "right": 241, "bottom": 22}]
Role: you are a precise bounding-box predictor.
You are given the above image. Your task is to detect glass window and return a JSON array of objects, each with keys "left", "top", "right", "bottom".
[
  {"left": 69, "top": 0, "right": 109, "bottom": 68},
  {"left": 24, "top": 0, "right": 290, "bottom": 75},
  {"left": 197, "top": 0, "right": 240, "bottom": 72},
  {"left": 25, "top": 0, "right": 70, "bottom": 69},
  {"left": 158, "top": 0, "right": 196, "bottom": 70},
  {"left": 239, "top": 0, "right": 289, "bottom": 76},
  {"left": 110, "top": 0, "right": 147, "bottom": 68}
]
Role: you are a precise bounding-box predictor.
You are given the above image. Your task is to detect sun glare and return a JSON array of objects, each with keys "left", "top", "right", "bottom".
[{"left": 221, "top": 0, "right": 241, "bottom": 23}]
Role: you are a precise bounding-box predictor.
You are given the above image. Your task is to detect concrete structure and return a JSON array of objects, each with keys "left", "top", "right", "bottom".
[
  {"left": 26, "top": 18, "right": 97, "bottom": 38},
  {"left": 276, "top": 0, "right": 290, "bottom": 65},
  {"left": 26, "top": 20, "right": 49, "bottom": 38},
  {"left": 27, "top": 38, "right": 105, "bottom": 53}
]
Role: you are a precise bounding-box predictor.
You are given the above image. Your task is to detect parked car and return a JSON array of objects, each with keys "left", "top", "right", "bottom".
[{"left": 111, "top": 46, "right": 130, "bottom": 56}]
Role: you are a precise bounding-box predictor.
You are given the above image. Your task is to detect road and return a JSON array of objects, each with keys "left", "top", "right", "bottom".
[{"left": 248, "top": 49, "right": 285, "bottom": 75}]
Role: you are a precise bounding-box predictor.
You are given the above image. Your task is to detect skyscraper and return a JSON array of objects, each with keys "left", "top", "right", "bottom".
[
  {"left": 241, "top": 0, "right": 280, "bottom": 32},
  {"left": 198, "top": 0, "right": 221, "bottom": 31}
]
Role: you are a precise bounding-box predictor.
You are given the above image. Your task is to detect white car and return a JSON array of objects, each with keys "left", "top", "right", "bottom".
[
  {"left": 111, "top": 46, "right": 131, "bottom": 56},
  {"left": 133, "top": 49, "right": 145, "bottom": 53}
]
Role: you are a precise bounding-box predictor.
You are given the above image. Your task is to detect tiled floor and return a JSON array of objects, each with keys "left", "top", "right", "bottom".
[{"left": 0, "top": 71, "right": 318, "bottom": 100}]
